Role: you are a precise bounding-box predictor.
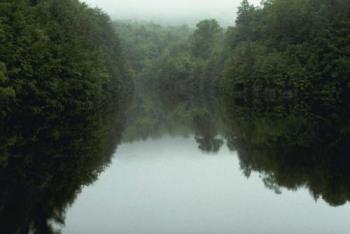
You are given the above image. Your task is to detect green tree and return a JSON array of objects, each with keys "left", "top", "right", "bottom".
[{"left": 191, "top": 19, "right": 223, "bottom": 59}]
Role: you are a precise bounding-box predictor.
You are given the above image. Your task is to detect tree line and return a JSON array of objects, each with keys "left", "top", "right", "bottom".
[
  {"left": 3, "top": 0, "right": 347, "bottom": 136},
  {"left": 0, "top": 0, "right": 132, "bottom": 131},
  {"left": 115, "top": 0, "right": 349, "bottom": 105},
  {"left": 224, "top": 0, "right": 350, "bottom": 103},
  {"left": 0, "top": 0, "right": 133, "bottom": 160},
  {"left": 115, "top": 19, "right": 225, "bottom": 101}
]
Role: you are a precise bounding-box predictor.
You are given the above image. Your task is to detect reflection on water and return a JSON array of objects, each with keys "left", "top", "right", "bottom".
[
  {"left": 63, "top": 137, "right": 350, "bottom": 234},
  {"left": 0, "top": 101, "right": 127, "bottom": 233},
  {"left": 224, "top": 100, "right": 350, "bottom": 207},
  {"left": 1, "top": 88, "right": 350, "bottom": 233},
  {"left": 123, "top": 89, "right": 350, "bottom": 207}
]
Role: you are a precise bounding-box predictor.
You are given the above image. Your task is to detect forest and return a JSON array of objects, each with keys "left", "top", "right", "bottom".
[
  {"left": 0, "top": 0, "right": 132, "bottom": 130},
  {"left": 224, "top": 0, "right": 350, "bottom": 104},
  {"left": 1, "top": 0, "right": 349, "bottom": 129},
  {"left": 114, "top": 0, "right": 350, "bottom": 106},
  {"left": 0, "top": 0, "right": 349, "bottom": 232},
  {"left": 0, "top": 0, "right": 132, "bottom": 163}
]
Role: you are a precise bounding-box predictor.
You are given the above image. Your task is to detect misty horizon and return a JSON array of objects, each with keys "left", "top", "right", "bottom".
[{"left": 82, "top": 0, "right": 261, "bottom": 26}]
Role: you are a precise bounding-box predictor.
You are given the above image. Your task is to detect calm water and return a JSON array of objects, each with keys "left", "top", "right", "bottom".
[
  {"left": 1, "top": 92, "right": 350, "bottom": 233},
  {"left": 62, "top": 136, "right": 350, "bottom": 234}
]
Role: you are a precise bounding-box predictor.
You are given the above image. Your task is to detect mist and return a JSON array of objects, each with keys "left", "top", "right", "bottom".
[{"left": 82, "top": 0, "right": 261, "bottom": 26}]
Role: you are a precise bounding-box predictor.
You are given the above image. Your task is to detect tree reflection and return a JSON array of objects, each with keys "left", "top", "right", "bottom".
[
  {"left": 224, "top": 99, "right": 350, "bottom": 206},
  {"left": 122, "top": 86, "right": 224, "bottom": 153},
  {"left": 0, "top": 104, "right": 127, "bottom": 233},
  {"left": 193, "top": 111, "right": 223, "bottom": 153}
]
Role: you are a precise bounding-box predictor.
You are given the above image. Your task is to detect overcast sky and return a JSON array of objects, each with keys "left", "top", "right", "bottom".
[{"left": 82, "top": 0, "right": 261, "bottom": 26}]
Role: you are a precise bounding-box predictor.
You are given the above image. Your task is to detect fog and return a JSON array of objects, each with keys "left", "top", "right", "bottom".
[{"left": 82, "top": 0, "right": 261, "bottom": 26}]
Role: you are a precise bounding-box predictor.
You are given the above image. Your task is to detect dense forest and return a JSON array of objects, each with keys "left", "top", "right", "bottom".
[
  {"left": 0, "top": 1, "right": 131, "bottom": 232},
  {"left": 1, "top": 0, "right": 349, "bottom": 157},
  {"left": 115, "top": 19, "right": 225, "bottom": 98},
  {"left": 114, "top": 0, "right": 349, "bottom": 108},
  {"left": 224, "top": 0, "right": 350, "bottom": 103},
  {"left": 0, "top": 0, "right": 350, "bottom": 232},
  {"left": 0, "top": 0, "right": 133, "bottom": 163},
  {"left": 3, "top": 0, "right": 347, "bottom": 137},
  {"left": 0, "top": 0, "right": 132, "bottom": 133}
]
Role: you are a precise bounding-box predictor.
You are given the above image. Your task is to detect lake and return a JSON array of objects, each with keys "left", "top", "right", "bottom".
[
  {"left": 1, "top": 93, "right": 350, "bottom": 234},
  {"left": 62, "top": 135, "right": 350, "bottom": 234}
]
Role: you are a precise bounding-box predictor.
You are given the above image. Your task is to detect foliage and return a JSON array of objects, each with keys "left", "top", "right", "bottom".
[
  {"left": 223, "top": 0, "right": 350, "bottom": 102},
  {"left": 0, "top": 0, "right": 132, "bottom": 131},
  {"left": 116, "top": 19, "right": 225, "bottom": 98}
]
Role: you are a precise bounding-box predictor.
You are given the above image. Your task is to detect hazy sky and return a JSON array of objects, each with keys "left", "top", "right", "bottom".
[{"left": 82, "top": 0, "right": 261, "bottom": 26}]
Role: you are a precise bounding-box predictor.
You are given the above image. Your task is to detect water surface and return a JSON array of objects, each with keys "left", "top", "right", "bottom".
[
  {"left": 1, "top": 92, "right": 350, "bottom": 233},
  {"left": 63, "top": 136, "right": 350, "bottom": 234}
]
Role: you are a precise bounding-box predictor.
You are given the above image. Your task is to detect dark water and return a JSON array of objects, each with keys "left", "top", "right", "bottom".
[{"left": 1, "top": 92, "right": 350, "bottom": 233}]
